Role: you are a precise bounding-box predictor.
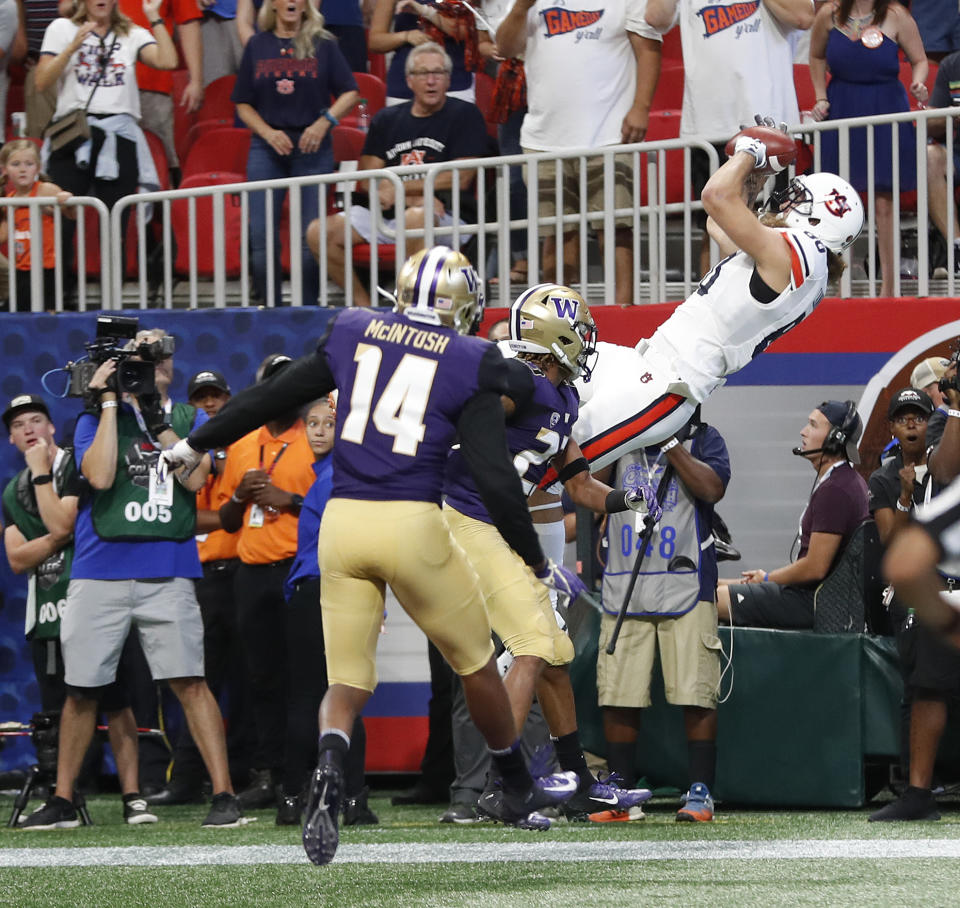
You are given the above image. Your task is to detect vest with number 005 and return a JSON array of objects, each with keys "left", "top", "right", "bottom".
[
  {"left": 602, "top": 435, "right": 706, "bottom": 618},
  {"left": 90, "top": 403, "right": 198, "bottom": 541},
  {"left": 1, "top": 452, "right": 75, "bottom": 640}
]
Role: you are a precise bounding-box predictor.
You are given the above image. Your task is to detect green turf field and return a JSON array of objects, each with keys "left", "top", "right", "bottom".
[{"left": 2, "top": 791, "right": 959, "bottom": 907}]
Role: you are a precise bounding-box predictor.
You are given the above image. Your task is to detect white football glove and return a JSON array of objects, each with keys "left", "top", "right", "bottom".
[
  {"left": 733, "top": 135, "right": 768, "bottom": 171},
  {"left": 158, "top": 438, "right": 204, "bottom": 480}
]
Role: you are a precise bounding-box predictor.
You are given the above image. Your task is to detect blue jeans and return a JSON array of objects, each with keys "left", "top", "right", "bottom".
[{"left": 246, "top": 133, "right": 333, "bottom": 305}]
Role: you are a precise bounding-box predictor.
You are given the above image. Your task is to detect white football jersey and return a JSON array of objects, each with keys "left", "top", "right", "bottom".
[{"left": 649, "top": 228, "right": 829, "bottom": 402}]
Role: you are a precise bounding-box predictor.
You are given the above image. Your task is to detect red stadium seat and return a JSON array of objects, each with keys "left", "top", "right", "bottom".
[
  {"left": 661, "top": 26, "right": 682, "bottom": 60},
  {"left": 639, "top": 109, "right": 687, "bottom": 205},
  {"left": 794, "top": 63, "right": 817, "bottom": 116},
  {"left": 651, "top": 59, "right": 684, "bottom": 112},
  {"left": 142, "top": 128, "right": 171, "bottom": 191},
  {"left": 181, "top": 128, "right": 252, "bottom": 180},
  {"left": 899, "top": 59, "right": 938, "bottom": 111},
  {"left": 172, "top": 69, "right": 197, "bottom": 168},
  {"left": 332, "top": 125, "right": 367, "bottom": 164},
  {"left": 340, "top": 72, "right": 386, "bottom": 130},
  {"left": 171, "top": 172, "right": 246, "bottom": 278},
  {"left": 182, "top": 117, "right": 238, "bottom": 158}
]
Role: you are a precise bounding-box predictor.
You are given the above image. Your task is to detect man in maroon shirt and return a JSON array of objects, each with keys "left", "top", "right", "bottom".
[{"left": 717, "top": 400, "right": 870, "bottom": 630}]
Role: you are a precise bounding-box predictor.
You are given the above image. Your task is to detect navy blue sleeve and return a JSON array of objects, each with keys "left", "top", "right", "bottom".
[
  {"left": 231, "top": 37, "right": 257, "bottom": 106},
  {"left": 695, "top": 425, "right": 731, "bottom": 491}
]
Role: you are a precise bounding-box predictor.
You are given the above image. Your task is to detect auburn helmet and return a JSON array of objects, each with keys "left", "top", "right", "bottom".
[
  {"left": 774, "top": 172, "right": 864, "bottom": 253},
  {"left": 508, "top": 283, "right": 598, "bottom": 381},
  {"left": 395, "top": 246, "right": 483, "bottom": 335}
]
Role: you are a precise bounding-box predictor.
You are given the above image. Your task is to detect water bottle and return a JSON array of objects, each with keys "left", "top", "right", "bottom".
[{"left": 357, "top": 98, "right": 370, "bottom": 133}]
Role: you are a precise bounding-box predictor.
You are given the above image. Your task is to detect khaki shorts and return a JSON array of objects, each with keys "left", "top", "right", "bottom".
[
  {"left": 444, "top": 505, "right": 574, "bottom": 666},
  {"left": 522, "top": 149, "right": 635, "bottom": 236},
  {"left": 61, "top": 577, "right": 205, "bottom": 688},
  {"left": 319, "top": 498, "right": 494, "bottom": 692},
  {"left": 139, "top": 90, "right": 177, "bottom": 168},
  {"left": 597, "top": 600, "right": 721, "bottom": 710}
]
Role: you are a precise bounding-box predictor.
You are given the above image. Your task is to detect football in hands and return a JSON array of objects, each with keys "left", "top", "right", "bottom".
[{"left": 724, "top": 126, "right": 797, "bottom": 174}]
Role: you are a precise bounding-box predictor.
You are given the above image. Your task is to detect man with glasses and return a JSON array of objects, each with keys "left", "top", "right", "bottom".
[{"left": 308, "top": 41, "right": 489, "bottom": 307}]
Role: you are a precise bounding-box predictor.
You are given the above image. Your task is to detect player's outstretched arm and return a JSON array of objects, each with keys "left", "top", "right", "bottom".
[{"left": 701, "top": 150, "right": 792, "bottom": 293}]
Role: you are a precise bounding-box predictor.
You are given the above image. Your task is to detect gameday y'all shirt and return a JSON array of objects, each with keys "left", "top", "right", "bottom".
[
  {"left": 231, "top": 30, "right": 357, "bottom": 130},
  {"left": 361, "top": 99, "right": 488, "bottom": 218},
  {"left": 320, "top": 308, "right": 523, "bottom": 504},
  {"left": 444, "top": 370, "right": 579, "bottom": 523}
]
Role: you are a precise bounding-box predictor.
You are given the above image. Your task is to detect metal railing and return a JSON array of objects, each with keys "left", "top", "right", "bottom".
[{"left": 3, "top": 107, "right": 959, "bottom": 311}]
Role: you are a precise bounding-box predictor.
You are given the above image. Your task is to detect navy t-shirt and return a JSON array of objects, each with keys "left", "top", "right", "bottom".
[
  {"left": 363, "top": 98, "right": 487, "bottom": 216},
  {"left": 232, "top": 31, "right": 358, "bottom": 131}
]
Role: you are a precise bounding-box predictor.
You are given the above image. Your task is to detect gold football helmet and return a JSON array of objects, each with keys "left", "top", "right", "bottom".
[
  {"left": 508, "top": 283, "right": 597, "bottom": 381},
  {"left": 394, "top": 246, "right": 483, "bottom": 335}
]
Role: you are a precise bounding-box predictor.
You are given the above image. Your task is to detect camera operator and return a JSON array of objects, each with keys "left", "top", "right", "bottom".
[
  {"left": 3, "top": 394, "right": 150, "bottom": 826},
  {"left": 19, "top": 350, "right": 244, "bottom": 829}
]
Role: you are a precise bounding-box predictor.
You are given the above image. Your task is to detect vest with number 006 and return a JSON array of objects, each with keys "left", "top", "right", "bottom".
[
  {"left": 1, "top": 452, "right": 75, "bottom": 640},
  {"left": 602, "top": 436, "right": 706, "bottom": 618},
  {"left": 90, "top": 403, "right": 198, "bottom": 541}
]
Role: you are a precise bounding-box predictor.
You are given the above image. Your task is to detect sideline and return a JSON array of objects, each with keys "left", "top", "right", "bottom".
[{"left": 2, "top": 839, "right": 960, "bottom": 866}]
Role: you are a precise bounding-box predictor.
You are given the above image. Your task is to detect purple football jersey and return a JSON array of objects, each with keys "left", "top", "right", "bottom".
[
  {"left": 444, "top": 369, "right": 580, "bottom": 522},
  {"left": 321, "top": 308, "right": 516, "bottom": 503}
]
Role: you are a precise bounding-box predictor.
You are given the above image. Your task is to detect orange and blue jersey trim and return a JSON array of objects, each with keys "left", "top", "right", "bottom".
[{"left": 780, "top": 231, "right": 810, "bottom": 289}]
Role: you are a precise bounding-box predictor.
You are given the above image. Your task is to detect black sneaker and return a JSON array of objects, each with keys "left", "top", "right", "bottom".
[
  {"left": 122, "top": 793, "right": 159, "bottom": 825},
  {"left": 20, "top": 796, "right": 81, "bottom": 830},
  {"left": 236, "top": 769, "right": 278, "bottom": 810},
  {"left": 302, "top": 762, "right": 344, "bottom": 866},
  {"left": 276, "top": 794, "right": 302, "bottom": 826},
  {"left": 439, "top": 802, "right": 480, "bottom": 824},
  {"left": 202, "top": 792, "right": 247, "bottom": 828},
  {"left": 869, "top": 786, "right": 940, "bottom": 822},
  {"left": 144, "top": 782, "right": 205, "bottom": 806},
  {"left": 343, "top": 787, "right": 379, "bottom": 826}
]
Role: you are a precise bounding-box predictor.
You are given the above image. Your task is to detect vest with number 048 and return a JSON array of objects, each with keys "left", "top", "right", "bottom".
[
  {"left": 90, "top": 403, "right": 197, "bottom": 541},
  {"left": 602, "top": 434, "right": 710, "bottom": 618},
  {"left": 1, "top": 449, "right": 76, "bottom": 639}
]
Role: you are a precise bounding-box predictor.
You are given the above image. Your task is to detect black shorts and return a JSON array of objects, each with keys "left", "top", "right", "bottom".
[
  {"left": 910, "top": 619, "right": 960, "bottom": 693},
  {"left": 725, "top": 581, "right": 815, "bottom": 630}
]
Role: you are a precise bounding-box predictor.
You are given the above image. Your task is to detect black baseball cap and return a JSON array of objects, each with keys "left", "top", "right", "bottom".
[
  {"left": 3, "top": 394, "right": 51, "bottom": 431},
  {"left": 187, "top": 370, "right": 231, "bottom": 399},
  {"left": 257, "top": 353, "right": 293, "bottom": 384},
  {"left": 887, "top": 387, "right": 934, "bottom": 420}
]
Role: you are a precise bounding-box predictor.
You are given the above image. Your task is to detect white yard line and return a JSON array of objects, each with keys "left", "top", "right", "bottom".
[{"left": 2, "top": 839, "right": 960, "bottom": 867}]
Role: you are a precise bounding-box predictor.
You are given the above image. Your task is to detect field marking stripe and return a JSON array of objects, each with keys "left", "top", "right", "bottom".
[{"left": 3, "top": 839, "right": 960, "bottom": 867}]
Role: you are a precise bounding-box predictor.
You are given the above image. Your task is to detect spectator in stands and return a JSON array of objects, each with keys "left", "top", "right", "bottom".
[
  {"left": 36, "top": 0, "right": 175, "bottom": 303},
  {"left": 319, "top": 0, "right": 367, "bottom": 72},
  {"left": 147, "top": 369, "right": 251, "bottom": 807},
  {"left": 307, "top": 42, "right": 488, "bottom": 307},
  {"left": 232, "top": 0, "right": 358, "bottom": 306},
  {"left": 200, "top": 0, "right": 243, "bottom": 85},
  {"left": 926, "top": 53, "right": 960, "bottom": 280},
  {"left": 717, "top": 401, "right": 870, "bottom": 629},
  {"left": 18, "top": 335, "right": 242, "bottom": 830},
  {"left": 644, "top": 0, "right": 813, "bottom": 278},
  {"left": 911, "top": 356, "right": 950, "bottom": 448},
  {"left": 497, "top": 0, "right": 658, "bottom": 307},
  {"left": 0, "top": 138, "right": 74, "bottom": 311},
  {"left": 279, "top": 395, "right": 377, "bottom": 827},
  {"left": 2, "top": 394, "right": 153, "bottom": 827},
  {"left": 0, "top": 0, "right": 18, "bottom": 135},
  {"left": 216, "top": 353, "right": 316, "bottom": 818},
  {"left": 118, "top": 0, "right": 204, "bottom": 176},
  {"left": 19, "top": 0, "right": 73, "bottom": 139},
  {"left": 369, "top": 0, "right": 491, "bottom": 105},
  {"left": 875, "top": 379, "right": 960, "bottom": 822},
  {"left": 909, "top": 0, "right": 960, "bottom": 63},
  {"left": 810, "top": 0, "right": 928, "bottom": 298},
  {"left": 595, "top": 412, "right": 729, "bottom": 823}
]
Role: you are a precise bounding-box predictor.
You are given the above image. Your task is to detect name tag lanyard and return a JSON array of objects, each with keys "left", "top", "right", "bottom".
[{"left": 260, "top": 443, "right": 290, "bottom": 477}]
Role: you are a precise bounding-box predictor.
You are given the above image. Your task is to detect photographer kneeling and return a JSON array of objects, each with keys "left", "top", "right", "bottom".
[{"left": 21, "top": 352, "right": 243, "bottom": 829}]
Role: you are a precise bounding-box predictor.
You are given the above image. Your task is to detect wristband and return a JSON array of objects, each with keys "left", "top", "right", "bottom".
[
  {"left": 31, "top": 474, "right": 53, "bottom": 486},
  {"left": 604, "top": 489, "right": 630, "bottom": 514},
  {"left": 896, "top": 500, "right": 912, "bottom": 512},
  {"left": 763, "top": 572, "right": 769, "bottom": 582},
  {"left": 150, "top": 18, "right": 164, "bottom": 27},
  {"left": 661, "top": 437, "right": 680, "bottom": 453},
  {"left": 949, "top": 409, "right": 960, "bottom": 419},
  {"left": 100, "top": 400, "right": 118, "bottom": 410},
  {"left": 230, "top": 493, "right": 245, "bottom": 504},
  {"left": 322, "top": 109, "right": 339, "bottom": 127}
]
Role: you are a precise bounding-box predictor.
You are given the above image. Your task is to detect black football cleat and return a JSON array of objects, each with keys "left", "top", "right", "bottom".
[{"left": 302, "top": 762, "right": 344, "bottom": 866}]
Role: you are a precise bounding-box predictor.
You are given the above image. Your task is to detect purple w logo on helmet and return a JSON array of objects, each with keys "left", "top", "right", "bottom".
[{"left": 551, "top": 295, "right": 578, "bottom": 320}]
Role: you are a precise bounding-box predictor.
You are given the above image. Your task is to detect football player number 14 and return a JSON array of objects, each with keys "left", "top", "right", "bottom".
[{"left": 341, "top": 344, "right": 439, "bottom": 456}]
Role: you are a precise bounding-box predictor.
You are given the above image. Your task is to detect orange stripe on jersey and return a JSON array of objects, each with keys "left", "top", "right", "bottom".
[
  {"left": 780, "top": 231, "right": 805, "bottom": 289},
  {"left": 538, "top": 392, "right": 687, "bottom": 488}
]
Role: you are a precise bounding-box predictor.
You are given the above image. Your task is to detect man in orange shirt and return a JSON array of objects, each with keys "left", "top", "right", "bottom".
[
  {"left": 118, "top": 0, "right": 205, "bottom": 174},
  {"left": 216, "top": 354, "right": 316, "bottom": 815}
]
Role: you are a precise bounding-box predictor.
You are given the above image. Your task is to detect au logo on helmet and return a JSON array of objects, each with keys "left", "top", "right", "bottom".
[{"left": 824, "top": 190, "right": 851, "bottom": 217}]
